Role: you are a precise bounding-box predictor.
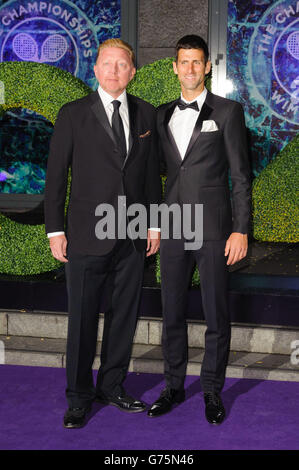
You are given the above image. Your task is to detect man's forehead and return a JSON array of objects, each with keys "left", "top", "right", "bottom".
[
  {"left": 98, "top": 46, "right": 132, "bottom": 61},
  {"left": 177, "top": 48, "right": 205, "bottom": 60}
]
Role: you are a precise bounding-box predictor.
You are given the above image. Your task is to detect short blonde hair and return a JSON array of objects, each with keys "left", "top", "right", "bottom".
[{"left": 95, "top": 38, "right": 135, "bottom": 65}]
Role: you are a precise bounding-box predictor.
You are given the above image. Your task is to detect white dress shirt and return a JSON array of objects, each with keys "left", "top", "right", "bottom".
[
  {"left": 97, "top": 85, "right": 130, "bottom": 153},
  {"left": 48, "top": 86, "right": 159, "bottom": 238},
  {"left": 169, "top": 87, "right": 207, "bottom": 159}
]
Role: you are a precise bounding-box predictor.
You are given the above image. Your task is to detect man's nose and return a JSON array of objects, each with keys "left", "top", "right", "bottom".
[{"left": 109, "top": 63, "right": 118, "bottom": 74}]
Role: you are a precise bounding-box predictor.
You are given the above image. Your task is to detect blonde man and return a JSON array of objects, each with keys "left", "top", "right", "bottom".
[{"left": 45, "top": 39, "right": 161, "bottom": 428}]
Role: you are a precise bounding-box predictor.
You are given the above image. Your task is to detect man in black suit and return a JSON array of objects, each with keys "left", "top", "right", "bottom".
[
  {"left": 148, "top": 35, "right": 251, "bottom": 424},
  {"left": 45, "top": 38, "right": 161, "bottom": 428}
]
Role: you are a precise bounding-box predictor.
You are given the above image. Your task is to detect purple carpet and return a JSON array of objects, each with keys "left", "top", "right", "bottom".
[{"left": 0, "top": 364, "right": 298, "bottom": 450}]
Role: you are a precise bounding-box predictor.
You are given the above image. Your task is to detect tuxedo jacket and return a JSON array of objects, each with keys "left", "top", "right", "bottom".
[
  {"left": 157, "top": 90, "right": 251, "bottom": 241},
  {"left": 45, "top": 91, "right": 161, "bottom": 256}
]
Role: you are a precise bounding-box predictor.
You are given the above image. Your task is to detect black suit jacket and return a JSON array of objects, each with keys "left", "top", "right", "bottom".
[
  {"left": 45, "top": 91, "right": 161, "bottom": 255},
  {"left": 157, "top": 90, "right": 251, "bottom": 241}
]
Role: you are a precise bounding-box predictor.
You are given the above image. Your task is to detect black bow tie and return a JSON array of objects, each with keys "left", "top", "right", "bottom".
[{"left": 177, "top": 99, "right": 199, "bottom": 111}]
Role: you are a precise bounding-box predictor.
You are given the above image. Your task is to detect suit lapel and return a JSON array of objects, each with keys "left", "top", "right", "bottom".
[
  {"left": 183, "top": 100, "right": 213, "bottom": 160},
  {"left": 162, "top": 96, "right": 214, "bottom": 164},
  {"left": 90, "top": 91, "right": 117, "bottom": 146},
  {"left": 163, "top": 100, "right": 182, "bottom": 164}
]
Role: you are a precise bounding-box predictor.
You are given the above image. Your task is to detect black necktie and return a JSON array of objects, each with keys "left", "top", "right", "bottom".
[
  {"left": 177, "top": 99, "right": 199, "bottom": 111},
  {"left": 112, "top": 100, "right": 127, "bottom": 159}
]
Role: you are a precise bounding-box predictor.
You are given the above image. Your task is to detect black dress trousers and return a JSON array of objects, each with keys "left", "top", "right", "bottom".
[
  {"left": 65, "top": 239, "right": 145, "bottom": 408},
  {"left": 160, "top": 238, "right": 231, "bottom": 393}
]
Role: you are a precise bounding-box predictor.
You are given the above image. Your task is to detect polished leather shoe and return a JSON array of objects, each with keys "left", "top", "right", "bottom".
[
  {"left": 63, "top": 406, "right": 91, "bottom": 429},
  {"left": 204, "top": 392, "right": 225, "bottom": 425},
  {"left": 95, "top": 391, "right": 146, "bottom": 413},
  {"left": 147, "top": 388, "right": 185, "bottom": 417}
]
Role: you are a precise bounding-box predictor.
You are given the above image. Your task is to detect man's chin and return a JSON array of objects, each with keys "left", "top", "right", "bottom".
[
  {"left": 101, "top": 84, "right": 124, "bottom": 96},
  {"left": 182, "top": 82, "right": 201, "bottom": 91}
]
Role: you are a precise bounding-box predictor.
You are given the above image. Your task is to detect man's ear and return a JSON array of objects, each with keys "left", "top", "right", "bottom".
[
  {"left": 130, "top": 67, "right": 136, "bottom": 81},
  {"left": 173, "top": 61, "right": 178, "bottom": 75},
  {"left": 93, "top": 65, "right": 97, "bottom": 79},
  {"left": 205, "top": 60, "right": 212, "bottom": 76}
]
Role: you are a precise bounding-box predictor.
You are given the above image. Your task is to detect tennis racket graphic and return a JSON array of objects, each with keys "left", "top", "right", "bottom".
[
  {"left": 287, "top": 31, "right": 299, "bottom": 60},
  {"left": 40, "top": 34, "right": 68, "bottom": 62},
  {"left": 12, "top": 33, "right": 67, "bottom": 63},
  {"left": 12, "top": 33, "right": 39, "bottom": 61}
]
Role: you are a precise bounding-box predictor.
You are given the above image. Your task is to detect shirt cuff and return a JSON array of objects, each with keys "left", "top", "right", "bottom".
[
  {"left": 148, "top": 228, "right": 161, "bottom": 232},
  {"left": 47, "top": 231, "right": 65, "bottom": 238}
]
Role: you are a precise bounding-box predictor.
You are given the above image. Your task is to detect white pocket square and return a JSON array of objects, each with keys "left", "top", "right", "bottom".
[{"left": 201, "top": 120, "right": 218, "bottom": 132}]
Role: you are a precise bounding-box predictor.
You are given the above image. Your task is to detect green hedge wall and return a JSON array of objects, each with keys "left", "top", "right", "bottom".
[
  {"left": 0, "top": 61, "right": 91, "bottom": 122},
  {"left": 252, "top": 135, "right": 299, "bottom": 242},
  {"left": 0, "top": 61, "right": 91, "bottom": 275}
]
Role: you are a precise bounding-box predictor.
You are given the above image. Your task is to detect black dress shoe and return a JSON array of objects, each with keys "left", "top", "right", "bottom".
[
  {"left": 63, "top": 406, "right": 91, "bottom": 429},
  {"left": 95, "top": 391, "right": 146, "bottom": 413},
  {"left": 204, "top": 392, "right": 225, "bottom": 425},
  {"left": 147, "top": 388, "right": 185, "bottom": 417}
]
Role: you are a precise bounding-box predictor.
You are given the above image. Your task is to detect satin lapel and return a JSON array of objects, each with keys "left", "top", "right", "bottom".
[
  {"left": 183, "top": 101, "right": 213, "bottom": 161},
  {"left": 163, "top": 100, "right": 182, "bottom": 164},
  {"left": 90, "top": 92, "right": 116, "bottom": 146}
]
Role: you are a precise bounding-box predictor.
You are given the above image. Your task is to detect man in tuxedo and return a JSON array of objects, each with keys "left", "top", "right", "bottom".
[
  {"left": 45, "top": 38, "right": 161, "bottom": 428},
  {"left": 148, "top": 35, "right": 251, "bottom": 424}
]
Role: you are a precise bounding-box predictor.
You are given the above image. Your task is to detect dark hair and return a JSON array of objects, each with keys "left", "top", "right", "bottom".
[{"left": 175, "top": 35, "right": 209, "bottom": 63}]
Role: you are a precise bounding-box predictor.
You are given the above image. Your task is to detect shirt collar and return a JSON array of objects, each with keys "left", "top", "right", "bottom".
[
  {"left": 180, "top": 87, "right": 207, "bottom": 107},
  {"left": 97, "top": 85, "right": 128, "bottom": 109}
]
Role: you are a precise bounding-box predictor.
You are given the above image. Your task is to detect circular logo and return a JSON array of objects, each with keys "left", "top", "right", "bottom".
[
  {"left": 1, "top": 17, "right": 79, "bottom": 76},
  {"left": 0, "top": 0, "right": 99, "bottom": 121},
  {"left": 249, "top": 0, "right": 299, "bottom": 125}
]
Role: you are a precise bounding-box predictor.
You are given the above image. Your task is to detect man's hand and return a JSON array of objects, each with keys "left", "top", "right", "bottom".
[
  {"left": 146, "top": 230, "right": 161, "bottom": 257},
  {"left": 224, "top": 232, "right": 248, "bottom": 265},
  {"left": 49, "top": 234, "right": 68, "bottom": 263}
]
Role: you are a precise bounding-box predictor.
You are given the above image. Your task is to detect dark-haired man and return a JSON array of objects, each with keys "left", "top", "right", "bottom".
[
  {"left": 45, "top": 39, "right": 161, "bottom": 428},
  {"left": 148, "top": 35, "right": 251, "bottom": 424}
]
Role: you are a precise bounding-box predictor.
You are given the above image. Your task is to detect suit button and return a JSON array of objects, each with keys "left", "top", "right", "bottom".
[{"left": 181, "top": 166, "right": 185, "bottom": 170}]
